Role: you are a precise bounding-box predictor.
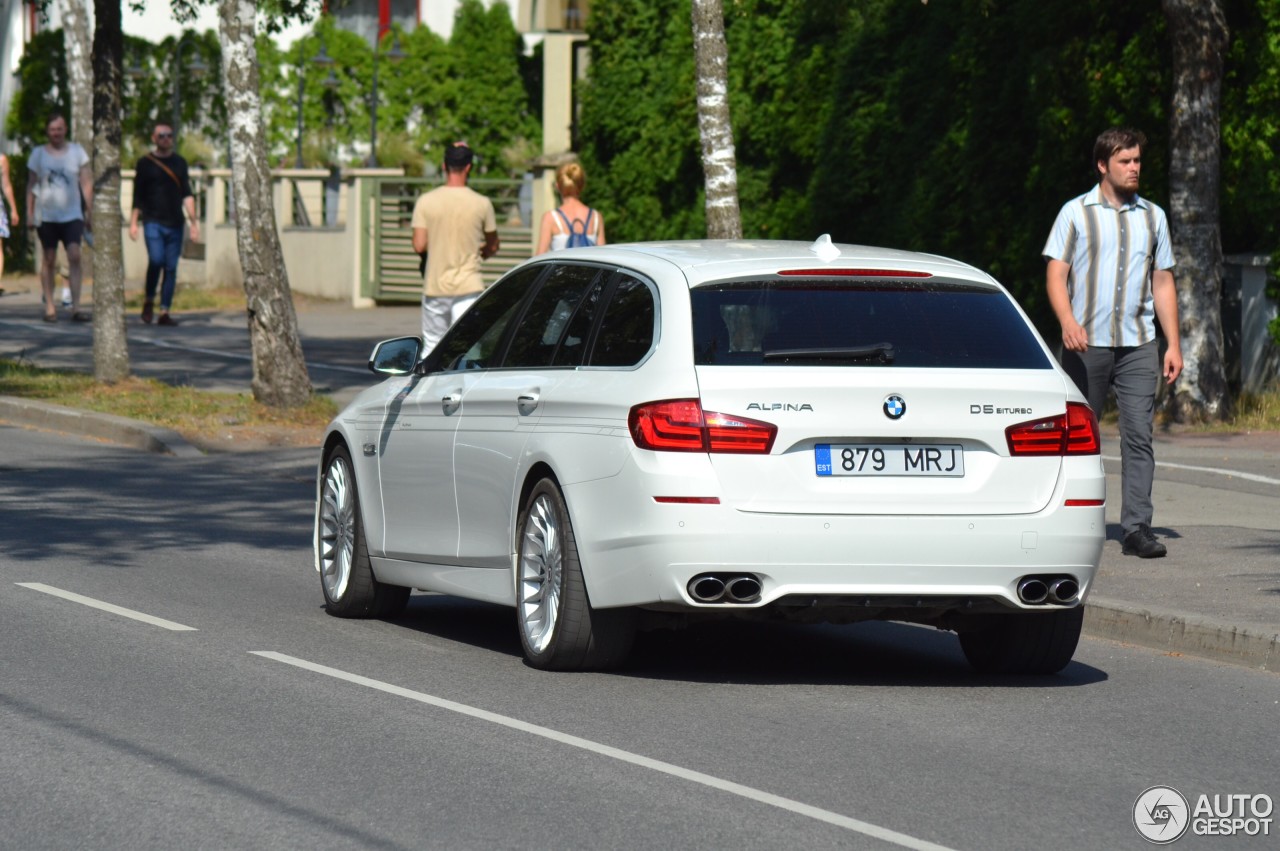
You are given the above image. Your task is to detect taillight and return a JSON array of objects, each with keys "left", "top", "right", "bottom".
[
  {"left": 1006, "top": 403, "right": 1100, "bottom": 456},
  {"left": 629, "top": 399, "right": 777, "bottom": 454}
]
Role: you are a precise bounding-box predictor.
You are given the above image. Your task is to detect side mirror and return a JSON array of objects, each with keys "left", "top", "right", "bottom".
[{"left": 368, "top": 337, "right": 422, "bottom": 376}]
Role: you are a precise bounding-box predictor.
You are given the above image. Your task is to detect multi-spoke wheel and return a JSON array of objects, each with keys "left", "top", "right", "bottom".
[
  {"left": 958, "top": 606, "right": 1084, "bottom": 674},
  {"left": 516, "top": 478, "right": 634, "bottom": 670},
  {"left": 317, "top": 446, "right": 409, "bottom": 618}
]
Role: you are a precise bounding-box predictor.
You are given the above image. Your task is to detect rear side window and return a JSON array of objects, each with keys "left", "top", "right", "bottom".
[
  {"left": 690, "top": 280, "right": 1050, "bottom": 369},
  {"left": 504, "top": 264, "right": 607, "bottom": 368},
  {"left": 589, "top": 274, "right": 655, "bottom": 367}
]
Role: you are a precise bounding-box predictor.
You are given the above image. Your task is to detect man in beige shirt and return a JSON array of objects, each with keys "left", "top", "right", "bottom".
[{"left": 411, "top": 142, "right": 499, "bottom": 350}]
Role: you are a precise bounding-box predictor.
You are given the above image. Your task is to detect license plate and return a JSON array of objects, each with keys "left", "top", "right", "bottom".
[{"left": 815, "top": 443, "right": 965, "bottom": 477}]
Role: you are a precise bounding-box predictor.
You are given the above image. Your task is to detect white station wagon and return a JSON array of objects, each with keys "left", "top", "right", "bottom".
[{"left": 314, "top": 238, "right": 1105, "bottom": 674}]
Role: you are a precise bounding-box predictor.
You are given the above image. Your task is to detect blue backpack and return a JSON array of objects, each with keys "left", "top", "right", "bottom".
[{"left": 557, "top": 208, "right": 596, "bottom": 248}]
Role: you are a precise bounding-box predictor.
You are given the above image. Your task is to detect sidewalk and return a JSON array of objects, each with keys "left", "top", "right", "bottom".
[{"left": 2, "top": 274, "right": 1277, "bottom": 673}]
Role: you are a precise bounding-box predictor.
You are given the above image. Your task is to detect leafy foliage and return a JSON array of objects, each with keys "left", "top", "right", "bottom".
[
  {"left": 5, "top": 30, "right": 69, "bottom": 149},
  {"left": 578, "top": 0, "right": 703, "bottom": 241},
  {"left": 8, "top": 7, "right": 537, "bottom": 176},
  {"left": 583, "top": 0, "right": 1178, "bottom": 333},
  {"left": 437, "top": 0, "right": 541, "bottom": 176}
]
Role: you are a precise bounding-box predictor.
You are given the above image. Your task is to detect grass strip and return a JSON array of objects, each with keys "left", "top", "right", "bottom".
[{"left": 0, "top": 358, "right": 336, "bottom": 442}]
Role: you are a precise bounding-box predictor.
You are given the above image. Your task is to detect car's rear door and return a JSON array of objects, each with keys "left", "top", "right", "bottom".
[{"left": 454, "top": 263, "right": 612, "bottom": 567}]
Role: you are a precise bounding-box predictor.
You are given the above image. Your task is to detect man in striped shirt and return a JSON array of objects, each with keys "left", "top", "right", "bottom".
[{"left": 1043, "top": 127, "right": 1183, "bottom": 559}]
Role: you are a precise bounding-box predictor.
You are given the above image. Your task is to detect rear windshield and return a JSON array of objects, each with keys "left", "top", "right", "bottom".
[{"left": 690, "top": 280, "right": 1051, "bottom": 369}]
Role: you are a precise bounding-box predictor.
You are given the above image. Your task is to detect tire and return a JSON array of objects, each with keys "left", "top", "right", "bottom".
[
  {"left": 515, "top": 478, "right": 635, "bottom": 671},
  {"left": 316, "top": 446, "right": 410, "bottom": 618},
  {"left": 958, "top": 606, "right": 1084, "bottom": 675}
]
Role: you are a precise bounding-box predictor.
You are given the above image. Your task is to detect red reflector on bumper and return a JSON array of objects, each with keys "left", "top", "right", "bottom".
[
  {"left": 1064, "top": 499, "right": 1104, "bottom": 506},
  {"left": 653, "top": 497, "right": 721, "bottom": 505}
]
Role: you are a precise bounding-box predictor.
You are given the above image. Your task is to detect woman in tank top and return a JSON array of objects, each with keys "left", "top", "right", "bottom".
[{"left": 535, "top": 161, "right": 606, "bottom": 254}]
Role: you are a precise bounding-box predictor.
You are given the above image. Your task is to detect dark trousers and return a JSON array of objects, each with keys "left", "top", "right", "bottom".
[{"left": 1061, "top": 341, "right": 1159, "bottom": 536}]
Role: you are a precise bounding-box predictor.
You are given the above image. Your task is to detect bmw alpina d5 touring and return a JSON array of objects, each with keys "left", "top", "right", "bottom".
[{"left": 314, "top": 237, "right": 1105, "bottom": 674}]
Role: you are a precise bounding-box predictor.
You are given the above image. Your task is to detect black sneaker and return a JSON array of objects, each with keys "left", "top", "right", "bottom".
[{"left": 1122, "top": 524, "right": 1167, "bottom": 558}]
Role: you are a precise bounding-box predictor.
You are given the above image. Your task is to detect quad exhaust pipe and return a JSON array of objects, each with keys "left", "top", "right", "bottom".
[
  {"left": 1017, "top": 575, "right": 1080, "bottom": 606},
  {"left": 688, "top": 573, "right": 762, "bottom": 604}
]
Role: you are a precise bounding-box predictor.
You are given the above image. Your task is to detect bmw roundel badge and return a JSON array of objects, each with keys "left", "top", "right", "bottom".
[{"left": 883, "top": 394, "right": 906, "bottom": 419}]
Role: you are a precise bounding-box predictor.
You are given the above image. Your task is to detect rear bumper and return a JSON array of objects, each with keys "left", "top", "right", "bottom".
[{"left": 564, "top": 469, "right": 1104, "bottom": 611}]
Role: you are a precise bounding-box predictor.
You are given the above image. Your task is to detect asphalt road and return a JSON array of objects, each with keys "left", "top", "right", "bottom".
[{"left": 2, "top": 425, "right": 1278, "bottom": 850}]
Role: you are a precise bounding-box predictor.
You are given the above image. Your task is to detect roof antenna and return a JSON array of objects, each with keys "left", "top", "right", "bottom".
[{"left": 809, "top": 234, "right": 841, "bottom": 262}]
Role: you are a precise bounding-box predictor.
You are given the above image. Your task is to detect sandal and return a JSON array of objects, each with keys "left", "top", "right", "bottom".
[
  {"left": 42, "top": 313, "right": 57, "bottom": 323},
  {"left": 71, "top": 312, "right": 92, "bottom": 323}
]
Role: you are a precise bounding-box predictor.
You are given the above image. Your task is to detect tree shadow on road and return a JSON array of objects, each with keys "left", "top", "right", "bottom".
[{"left": 0, "top": 437, "right": 315, "bottom": 566}]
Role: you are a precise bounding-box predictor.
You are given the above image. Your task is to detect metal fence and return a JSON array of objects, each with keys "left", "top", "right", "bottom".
[{"left": 362, "top": 176, "right": 534, "bottom": 303}]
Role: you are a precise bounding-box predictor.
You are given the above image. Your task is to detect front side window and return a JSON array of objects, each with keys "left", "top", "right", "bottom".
[
  {"left": 690, "top": 280, "right": 1051, "bottom": 369},
  {"left": 431, "top": 265, "right": 544, "bottom": 371}
]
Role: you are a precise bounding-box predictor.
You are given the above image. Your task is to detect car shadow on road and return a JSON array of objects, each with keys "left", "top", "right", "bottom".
[{"left": 386, "top": 595, "right": 1108, "bottom": 688}]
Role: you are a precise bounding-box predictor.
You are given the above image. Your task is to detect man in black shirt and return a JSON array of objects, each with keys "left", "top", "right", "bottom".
[{"left": 129, "top": 122, "right": 199, "bottom": 326}]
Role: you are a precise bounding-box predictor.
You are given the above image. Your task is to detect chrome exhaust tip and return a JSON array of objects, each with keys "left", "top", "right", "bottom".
[
  {"left": 1049, "top": 578, "right": 1080, "bottom": 604},
  {"left": 1017, "top": 578, "right": 1050, "bottom": 605},
  {"left": 689, "top": 575, "right": 726, "bottom": 603},
  {"left": 724, "top": 575, "right": 762, "bottom": 604}
]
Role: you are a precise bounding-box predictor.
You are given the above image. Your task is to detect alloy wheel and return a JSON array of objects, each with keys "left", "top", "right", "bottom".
[
  {"left": 319, "top": 455, "right": 355, "bottom": 602},
  {"left": 519, "top": 494, "right": 562, "bottom": 654}
]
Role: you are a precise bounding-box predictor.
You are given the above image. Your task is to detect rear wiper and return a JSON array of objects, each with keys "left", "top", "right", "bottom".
[{"left": 762, "top": 342, "right": 895, "bottom": 364}]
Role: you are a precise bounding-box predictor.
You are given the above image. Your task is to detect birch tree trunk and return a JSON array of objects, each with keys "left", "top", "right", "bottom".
[
  {"left": 691, "top": 0, "right": 741, "bottom": 240},
  {"left": 1162, "top": 0, "right": 1231, "bottom": 422},
  {"left": 218, "top": 0, "right": 312, "bottom": 408},
  {"left": 90, "top": 0, "right": 128, "bottom": 382},
  {"left": 60, "top": 0, "right": 93, "bottom": 153}
]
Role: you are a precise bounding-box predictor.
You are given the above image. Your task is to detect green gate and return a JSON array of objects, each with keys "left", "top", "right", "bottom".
[{"left": 362, "top": 176, "right": 533, "bottom": 303}]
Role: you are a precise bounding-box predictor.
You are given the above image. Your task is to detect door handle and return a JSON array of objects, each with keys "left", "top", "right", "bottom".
[
  {"left": 517, "top": 393, "right": 539, "bottom": 414},
  {"left": 441, "top": 392, "right": 461, "bottom": 412}
]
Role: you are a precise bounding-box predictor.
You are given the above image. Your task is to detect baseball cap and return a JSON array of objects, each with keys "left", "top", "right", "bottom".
[{"left": 444, "top": 142, "right": 474, "bottom": 169}]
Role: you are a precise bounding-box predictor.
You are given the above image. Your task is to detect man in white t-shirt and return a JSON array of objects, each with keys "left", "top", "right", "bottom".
[
  {"left": 27, "top": 114, "right": 92, "bottom": 323},
  {"left": 410, "top": 142, "right": 499, "bottom": 350}
]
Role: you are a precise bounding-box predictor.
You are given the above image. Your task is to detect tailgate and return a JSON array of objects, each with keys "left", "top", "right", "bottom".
[{"left": 695, "top": 367, "right": 1071, "bottom": 515}]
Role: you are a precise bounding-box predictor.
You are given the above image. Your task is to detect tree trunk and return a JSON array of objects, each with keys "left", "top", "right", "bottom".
[
  {"left": 691, "top": 0, "right": 741, "bottom": 240},
  {"left": 1162, "top": 0, "right": 1231, "bottom": 422},
  {"left": 218, "top": 0, "right": 312, "bottom": 408},
  {"left": 61, "top": 0, "right": 93, "bottom": 153},
  {"left": 90, "top": 0, "right": 129, "bottom": 382}
]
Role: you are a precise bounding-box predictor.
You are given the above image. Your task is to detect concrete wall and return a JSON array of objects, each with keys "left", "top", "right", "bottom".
[{"left": 113, "top": 167, "right": 399, "bottom": 308}]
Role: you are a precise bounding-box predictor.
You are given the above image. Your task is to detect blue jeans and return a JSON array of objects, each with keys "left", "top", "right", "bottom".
[{"left": 143, "top": 222, "right": 184, "bottom": 310}]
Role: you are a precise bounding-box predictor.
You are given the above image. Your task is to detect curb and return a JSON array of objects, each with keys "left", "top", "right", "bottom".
[
  {"left": 0, "top": 395, "right": 203, "bottom": 458},
  {"left": 1085, "top": 596, "right": 1279, "bottom": 672}
]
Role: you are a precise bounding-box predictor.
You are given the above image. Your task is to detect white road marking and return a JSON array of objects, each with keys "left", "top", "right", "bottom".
[
  {"left": 251, "top": 651, "right": 957, "bottom": 851},
  {"left": 1103, "top": 454, "right": 1280, "bottom": 486},
  {"left": 17, "top": 582, "right": 198, "bottom": 631}
]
